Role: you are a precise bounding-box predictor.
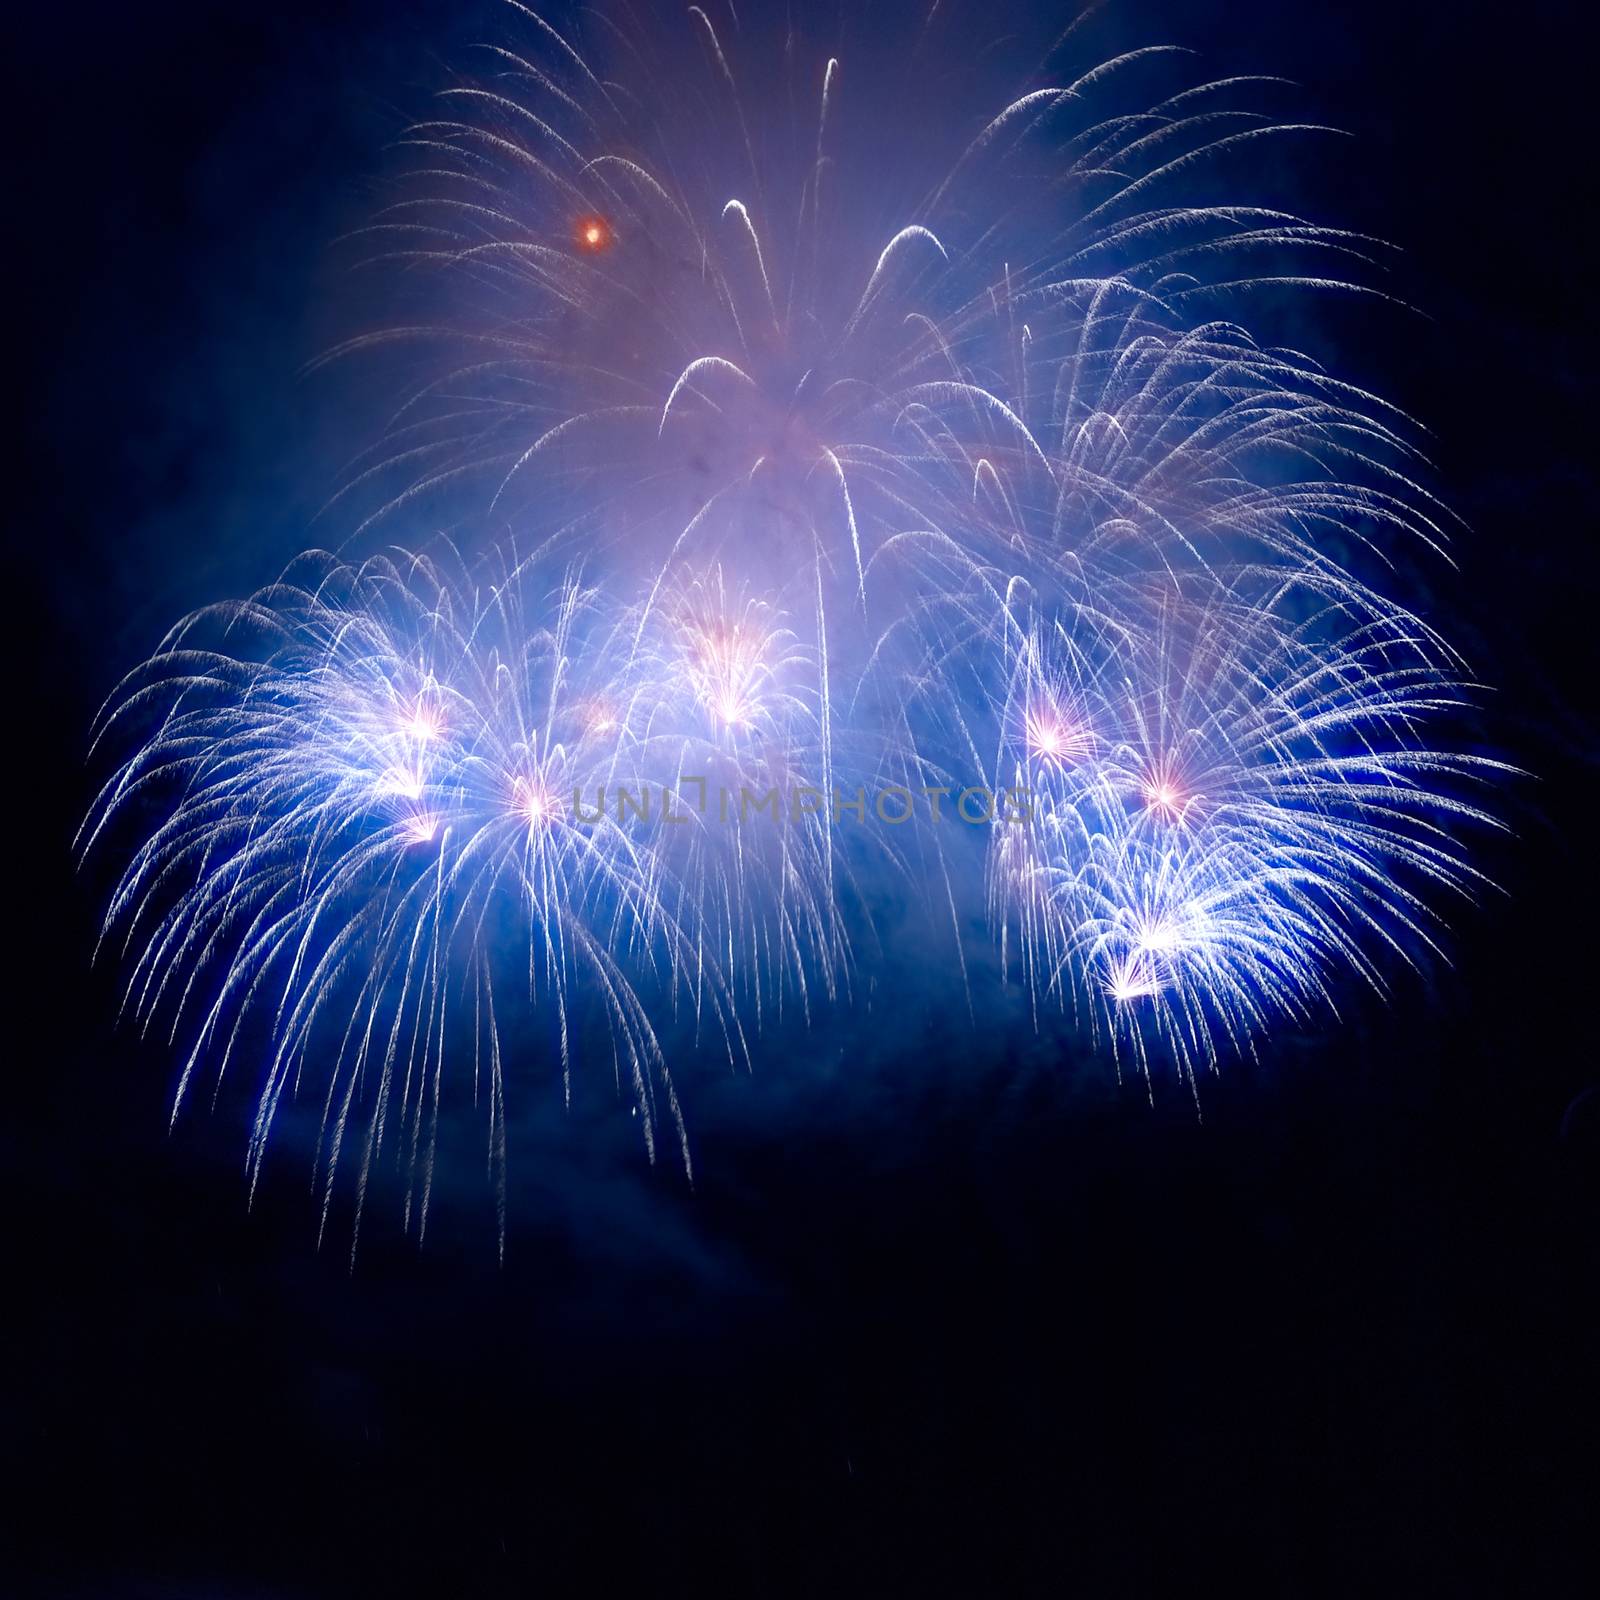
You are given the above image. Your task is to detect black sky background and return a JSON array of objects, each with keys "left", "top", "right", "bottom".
[{"left": 9, "top": 1, "right": 1597, "bottom": 1594}]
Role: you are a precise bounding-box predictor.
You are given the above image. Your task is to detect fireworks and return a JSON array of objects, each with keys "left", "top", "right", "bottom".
[
  {"left": 985, "top": 579, "right": 1507, "bottom": 1085},
  {"left": 81, "top": 549, "right": 739, "bottom": 1249},
  {"left": 83, "top": 1, "right": 1508, "bottom": 1230}
]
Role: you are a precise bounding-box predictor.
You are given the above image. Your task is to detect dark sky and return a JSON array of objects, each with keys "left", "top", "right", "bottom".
[{"left": 10, "top": 1, "right": 1596, "bottom": 1594}]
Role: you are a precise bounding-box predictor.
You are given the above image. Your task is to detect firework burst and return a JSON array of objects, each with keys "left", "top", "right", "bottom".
[
  {"left": 986, "top": 576, "right": 1509, "bottom": 1084},
  {"left": 85, "top": 0, "right": 1510, "bottom": 1234},
  {"left": 82, "top": 546, "right": 754, "bottom": 1251}
]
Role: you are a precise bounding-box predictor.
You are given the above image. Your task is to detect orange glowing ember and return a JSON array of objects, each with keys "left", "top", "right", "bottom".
[{"left": 575, "top": 215, "right": 613, "bottom": 254}]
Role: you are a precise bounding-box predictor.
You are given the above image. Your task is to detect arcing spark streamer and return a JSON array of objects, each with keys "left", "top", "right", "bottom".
[{"left": 83, "top": 1, "right": 1509, "bottom": 1234}]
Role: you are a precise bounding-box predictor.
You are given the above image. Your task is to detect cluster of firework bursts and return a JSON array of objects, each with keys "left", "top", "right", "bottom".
[{"left": 82, "top": 2, "right": 1508, "bottom": 1235}]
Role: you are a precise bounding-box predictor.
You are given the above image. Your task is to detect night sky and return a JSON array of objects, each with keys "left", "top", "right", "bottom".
[{"left": 11, "top": 1, "right": 1596, "bottom": 1594}]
